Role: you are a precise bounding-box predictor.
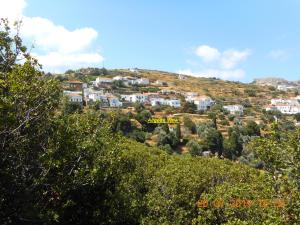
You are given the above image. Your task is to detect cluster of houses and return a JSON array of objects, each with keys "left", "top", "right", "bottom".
[
  {"left": 62, "top": 76, "right": 221, "bottom": 111},
  {"left": 93, "top": 76, "right": 150, "bottom": 87},
  {"left": 120, "top": 93, "right": 181, "bottom": 108},
  {"left": 63, "top": 75, "right": 249, "bottom": 116},
  {"left": 265, "top": 97, "right": 300, "bottom": 114}
]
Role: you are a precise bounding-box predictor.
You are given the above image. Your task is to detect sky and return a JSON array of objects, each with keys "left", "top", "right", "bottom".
[{"left": 1, "top": 0, "right": 300, "bottom": 82}]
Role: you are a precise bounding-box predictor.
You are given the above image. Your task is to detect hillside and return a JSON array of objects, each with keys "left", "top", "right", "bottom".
[
  {"left": 62, "top": 67, "right": 295, "bottom": 104},
  {"left": 253, "top": 77, "right": 300, "bottom": 87}
]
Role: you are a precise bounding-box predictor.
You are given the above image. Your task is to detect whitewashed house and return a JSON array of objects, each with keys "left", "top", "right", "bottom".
[
  {"left": 277, "top": 84, "right": 297, "bottom": 91},
  {"left": 266, "top": 104, "right": 300, "bottom": 114},
  {"left": 187, "top": 96, "right": 214, "bottom": 110},
  {"left": 150, "top": 98, "right": 181, "bottom": 108},
  {"left": 138, "top": 78, "right": 150, "bottom": 85},
  {"left": 129, "top": 68, "right": 138, "bottom": 73},
  {"left": 121, "top": 93, "right": 149, "bottom": 103},
  {"left": 95, "top": 77, "right": 113, "bottom": 86},
  {"left": 113, "top": 76, "right": 125, "bottom": 81},
  {"left": 223, "top": 105, "right": 244, "bottom": 115},
  {"left": 271, "top": 98, "right": 285, "bottom": 105},
  {"left": 88, "top": 92, "right": 107, "bottom": 102},
  {"left": 108, "top": 96, "right": 123, "bottom": 107},
  {"left": 150, "top": 98, "right": 166, "bottom": 106},
  {"left": 154, "top": 80, "right": 166, "bottom": 86},
  {"left": 277, "top": 85, "right": 288, "bottom": 91},
  {"left": 83, "top": 88, "right": 104, "bottom": 98},
  {"left": 267, "top": 98, "right": 300, "bottom": 114},
  {"left": 271, "top": 98, "right": 299, "bottom": 106},
  {"left": 265, "top": 105, "right": 277, "bottom": 112},
  {"left": 166, "top": 99, "right": 181, "bottom": 108},
  {"left": 63, "top": 91, "right": 83, "bottom": 103},
  {"left": 130, "top": 78, "right": 149, "bottom": 85},
  {"left": 178, "top": 74, "right": 187, "bottom": 80},
  {"left": 160, "top": 89, "right": 175, "bottom": 95},
  {"left": 266, "top": 100, "right": 300, "bottom": 114},
  {"left": 184, "top": 92, "right": 199, "bottom": 101},
  {"left": 290, "top": 106, "right": 300, "bottom": 114}
]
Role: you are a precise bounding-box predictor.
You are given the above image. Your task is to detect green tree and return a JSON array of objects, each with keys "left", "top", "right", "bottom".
[
  {"left": 65, "top": 69, "right": 75, "bottom": 74},
  {"left": 129, "top": 129, "right": 146, "bottom": 143},
  {"left": 247, "top": 128, "right": 300, "bottom": 223},
  {"left": 160, "top": 122, "right": 170, "bottom": 134},
  {"left": 61, "top": 96, "right": 83, "bottom": 114},
  {"left": 187, "top": 140, "right": 203, "bottom": 156},
  {"left": 294, "top": 113, "right": 300, "bottom": 122},
  {"left": 244, "top": 89, "right": 256, "bottom": 97},
  {"left": 181, "top": 101, "right": 197, "bottom": 113},
  {"left": 0, "top": 19, "right": 60, "bottom": 223},
  {"left": 113, "top": 114, "right": 132, "bottom": 134},
  {"left": 224, "top": 129, "right": 243, "bottom": 159},
  {"left": 175, "top": 123, "right": 181, "bottom": 140},
  {"left": 208, "top": 112, "right": 217, "bottom": 129},
  {"left": 245, "top": 120, "right": 261, "bottom": 136},
  {"left": 202, "top": 128, "right": 223, "bottom": 155},
  {"left": 183, "top": 116, "right": 196, "bottom": 134}
]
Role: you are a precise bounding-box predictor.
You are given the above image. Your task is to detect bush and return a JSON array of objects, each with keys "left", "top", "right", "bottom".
[
  {"left": 129, "top": 130, "right": 146, "bottom": 143},
  {"left": 244, "top": 89, "right": 257, "bottom": 97},
  {"left": 294, "top": 113, "right": 300, "bottom": 122},
  {"left": 220, "top": 119, "right": 230, "bottom": 126},
  {"left": 183, "top": 116, "right": 197, "bottom": 134},
  {"left": 160, "top": 144, "right": 173, "bottom": 154},
  {"left": 181, "top": 101, "right": 197, "bottom": 113},
  {"left": 187, "top": 140, "right": 203, "bottom": 156},
  {"left": 245, "top": 120, "right": 261, "bottom": 136},
  {"left": 228, "top": 114, "right": 235, "bottom": 121}
]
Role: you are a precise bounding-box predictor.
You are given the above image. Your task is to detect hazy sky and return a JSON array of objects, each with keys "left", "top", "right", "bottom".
[{"left": 1, "top": 0, "right": 300, "bottom": 82}]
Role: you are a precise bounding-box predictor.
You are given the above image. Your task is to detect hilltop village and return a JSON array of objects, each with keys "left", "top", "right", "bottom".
[
  {"left": 56, "top": 68, "right": 300, "bottom": 156},
  {"left": 62, "top": 68, "right": 300, "bottom": 117}
]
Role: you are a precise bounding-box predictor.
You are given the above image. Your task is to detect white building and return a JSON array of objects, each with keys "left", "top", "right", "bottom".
[
  {"left": 95, "top": 77, "right": 113, "bottom": 86},
  {"left": 266, "top": 104, "right": 300, "bottom": 114},
  {"left": 267, "top": 98, "right": 300, "bottom": 114},
  {"left": 184, "top": 92, "right": 199, "bottom": 101},
  {"left": 166, "top": 99, "right": 181, "bottom": 108},
  {"left": 277, "top": 84, "right": 297, "bottom": 91},
  {"left": 88, "top": 92, "right": 108, "bottom": 102},
  {"left": 113, "top": 76, "right": 124, "bottom": 81},
  {"left": 187, "top": 96, "right": 214, "bottom": 111},
  {"left": 271, "top": 98, "right": 299, "bottom": 106},
  {"left": 150, "top": 98, "right": 181, "bottom": 108},
  {"left": 160, "top": 89, "right": 175, "bottom": 95},
  {"left": 266, "top": 100, "right": 300, "bottom": 114},
  {"left": 108, "top": 96, "right": 123, "bottom": 107},
  {"left": 150, "top": 98, "right": 166, "bottom": 106},
  {"left": 129, "top": 68, "right": 138, "bottom": 73},
  {"left": 83, "top": 88, "right": 104, "bottom": 98},
  {"left": 121, "top": 93, "right": 149, "bottom": 103},
  {"left": 63, "top": 91, "right": 83, "bottom": 103},
  {"left": 223, "top": 105, "right": 244, "bottom": 115},
  {"left": 178, "top": 74, "right": 187, "bottom": 80},
  {"left": 130, "top": 78, "right": 149, "bottom": 85},
  {"left": 154, "top": 80, "right": 166, "bottom": 86}
]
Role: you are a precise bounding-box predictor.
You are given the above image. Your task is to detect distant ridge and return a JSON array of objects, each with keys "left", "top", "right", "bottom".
[{"left": 253, "top": 77, "right": 300, "bottom": 86}]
